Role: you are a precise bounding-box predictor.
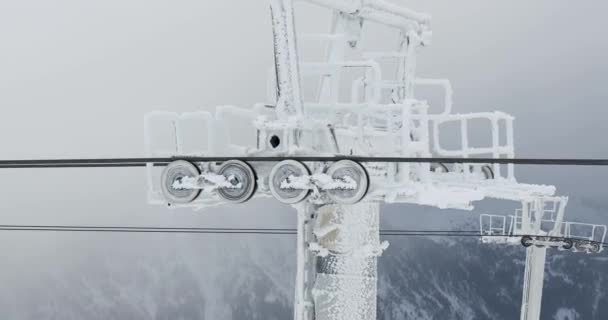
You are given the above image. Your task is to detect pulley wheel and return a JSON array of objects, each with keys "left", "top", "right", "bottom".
[
  {"left": 431, "top": 162, "right": 449, "bottom": 173},
  {"left": 561, "top": 238, "right": 573, "bottom": 250},
  {"left": 217, "top": 160, "right": 257, "bottom": 203},
  {"left": 326, "top": 160, "right": 369, "bottom": 205},
  {"left": 269, "top": 160, "right": 311, "bottom": 204},
  {"left": 481, "top": 165, "right": 494, "bottom": 179},
  {"left": 161, "top": 160, "right": 201, "bottom": 204},
  {"left": 521, "top": 235, "right": 533, "bottom": 248}
]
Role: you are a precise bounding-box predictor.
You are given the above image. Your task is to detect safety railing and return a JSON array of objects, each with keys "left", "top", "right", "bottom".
[
  {"left": 293, "top": 24, "right": 435, "bottom": 184},
  {"left": 144, "top": 106, "right": 259, "bottom": 157},
  {"left": 499, "top": 197, "right": 607, "bottom": 247},
  {"left": 300, "top": 60, "right": 383, "bottom": 104},
  {"left": 478, "top": 206, "right": 607, "bottom": 254},
  {"left": 431, "top": 112, "right": 515, "bottom": 180},
  {"left": 562, "top": 222, "right": 607, "bottom": 244},
  {"left": 513, "top": 199, "right": 561, "bottom": 224},
  {"left": 144, "top": 111, "right": 215, "bottom": 157},
  {"left": 480, "top": 212, "right": 607, "bottom": 248},
  {"left": 144, "top": 111, "right": 215, "bottom": 205},
  {"left": 480, "top": 214, "right": 507, "bottom": 236}
]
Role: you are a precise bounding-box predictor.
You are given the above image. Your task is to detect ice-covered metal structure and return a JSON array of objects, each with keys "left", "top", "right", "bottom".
[
  {"left": 143, "top": 1, "right": 606, "bottom": 320},
  {"left": 481, "top": 197, "right": 606, "bottom": 320}
]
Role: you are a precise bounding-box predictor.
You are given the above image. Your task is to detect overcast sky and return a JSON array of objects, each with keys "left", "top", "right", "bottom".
[
  {"left": 0, "top": 0, "right": 605, "bottom": 225},
  {"left": 0, "top": 0, "right": 606, "bottom": 316}
]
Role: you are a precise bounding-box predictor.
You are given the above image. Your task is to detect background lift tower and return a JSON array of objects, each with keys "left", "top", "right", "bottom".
[
  {"left": 143, "top": 1, "right": 607, "bottom": 319},
  {"left": 481, "top": 198, "right": 606, "bottom": 320}
]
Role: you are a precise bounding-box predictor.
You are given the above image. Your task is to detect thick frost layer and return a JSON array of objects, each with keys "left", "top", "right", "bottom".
[
  {"left": 312, "top": 203, "right": 381, "bottom": 320},
  {"left": 172, "top": 173, "right": 242, "bottom": 191},
  {"left": 280, "top": 174, "right": 357, "bottom": 190}
]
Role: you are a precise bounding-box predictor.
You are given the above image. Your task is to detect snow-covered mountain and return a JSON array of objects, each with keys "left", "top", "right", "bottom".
[
  {"left": 1, "top": 225, "right": 605, "bottom": 319},
  {"left": 379, "top": 237, "right": 607, "bottom": 320}
]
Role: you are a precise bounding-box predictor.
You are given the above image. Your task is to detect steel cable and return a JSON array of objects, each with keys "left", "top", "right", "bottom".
[
  {"left": 0, "top": 225, "right": 604, "bottom": 248},
  {"left": 1, "top": 156, "right": 608, "bottom": 169}
]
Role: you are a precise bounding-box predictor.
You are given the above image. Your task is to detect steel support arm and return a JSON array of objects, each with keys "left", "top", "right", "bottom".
[
  {"left": 303, "top": 0, "right": 431, "bottom": 30},
  {"left": 270, "top": 0, "right": 304, "bottom": 119}
]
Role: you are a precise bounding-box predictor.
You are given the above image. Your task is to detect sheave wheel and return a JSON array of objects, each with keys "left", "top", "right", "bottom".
[
  {"left": 481, "top": 165, "right": 494, "bottom": 179},
  {"left": 217, "top": 160, "right": 257, "bottom": 203},
  {"left": 161, "top": 160, "right": 201, "bottom": 204},
  {"left": 431, "top": 162, "right": 449, "bottom": 173},
  {"left": 521, "top": 235, "right": 533, "bottom": 248},
  {"left": 326, "top": 160, "right": 369, "bottom": 205},
  {"left": 269, "top": 160, "right": 311, "bottom": 204},
  {"left": 561, "top": 238, "right": 574, "bottom": 250},
  {"left": 590, "top": 242, "right": 602, "bottom": 253}
]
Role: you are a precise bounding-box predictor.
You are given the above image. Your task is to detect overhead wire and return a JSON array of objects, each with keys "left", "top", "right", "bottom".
[
  {"left": 0, "top": 225, "right": 604, "bottom": 248},
  {"left": 0, "top": 157, "right": 604, "bottom": 248},
  {"left": 1, "top": 156, "right": 608, "bottom": 169}
]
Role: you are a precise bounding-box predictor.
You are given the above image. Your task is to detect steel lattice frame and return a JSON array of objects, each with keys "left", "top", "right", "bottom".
[{"left": 143, "top": 1, "right": 607, "bottom": 320}]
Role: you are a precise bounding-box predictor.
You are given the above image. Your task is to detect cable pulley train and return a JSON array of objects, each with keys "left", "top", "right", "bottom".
[
  {"left": 158, "top": 158, "right": 370, "bottom": 205},
  {"left": 146, "top": 0, "right": 523, "bottom": 212},
  {"left": 143, "top": 1, "right": 606, "bottom": 320}
]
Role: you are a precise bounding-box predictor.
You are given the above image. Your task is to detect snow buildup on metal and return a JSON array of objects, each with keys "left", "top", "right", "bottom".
[
  {"left": 143, "top": 1, "right": 607, "bottom": 320},
  {"left": 270, "top": 0, "right": 304, "bottom": 119},
  {"left": 279, "top": 173, "right": 357, "bottom": 191},
  {"left": 312, "top": 203, "right": 381, "bottom": 320}
]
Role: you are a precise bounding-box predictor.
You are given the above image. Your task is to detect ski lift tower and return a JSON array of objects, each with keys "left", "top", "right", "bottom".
[
  {"left": 143, "top": 1, "right": 606, "bottom": 320},
  {"left": 481, "top": 198, "right": 606, "bottom": 320}
]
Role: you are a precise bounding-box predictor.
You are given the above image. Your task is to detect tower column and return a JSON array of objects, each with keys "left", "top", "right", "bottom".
[
  {"left": 311, "top": 202, "right": 381, "bottom": 320},
  {"left": 520, "top": 246, "right": 547, "bottom": 320},
  {"left": 294, "top": 203, "right": 318, "bottom": 320}
]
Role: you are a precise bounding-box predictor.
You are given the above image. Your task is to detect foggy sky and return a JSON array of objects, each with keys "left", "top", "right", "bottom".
[{"left": 0, "top": 0, "right": 606, "bottom": 317}]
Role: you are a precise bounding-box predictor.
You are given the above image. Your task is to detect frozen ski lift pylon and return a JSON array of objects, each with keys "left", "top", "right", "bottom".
[
  {"left": 144, "top": 0, "right": 544, "bottom": 210},
  {"left": 480, "top": 197, "right": 607, "bottom": 253},
  {"left": 480, "top": 197, "right": 607, "bottom": 320},
  {"left": 142, "top": 1, "right": 605, "bottom": 320}
]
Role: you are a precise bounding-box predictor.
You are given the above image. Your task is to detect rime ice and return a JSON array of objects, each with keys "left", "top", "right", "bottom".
[{"left": 143, "top": 1, "right": 606, "bottom": 320}]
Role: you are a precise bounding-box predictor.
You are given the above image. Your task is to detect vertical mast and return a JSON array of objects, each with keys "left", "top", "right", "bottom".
[
  {"left": 313, "top": 203, "right": 381, "bottom": 320},
  {"left": 294, "top": 204, "right": 318, "bottom": 320},
  {"left": 270, "top": 0, "right": 304, "bottom": 119},
  {"left": 520, "top": 247, "right": 547, "bottom": 320},
  {"left": 519, "top": 199, "right": 549, "bottom": 320}
]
